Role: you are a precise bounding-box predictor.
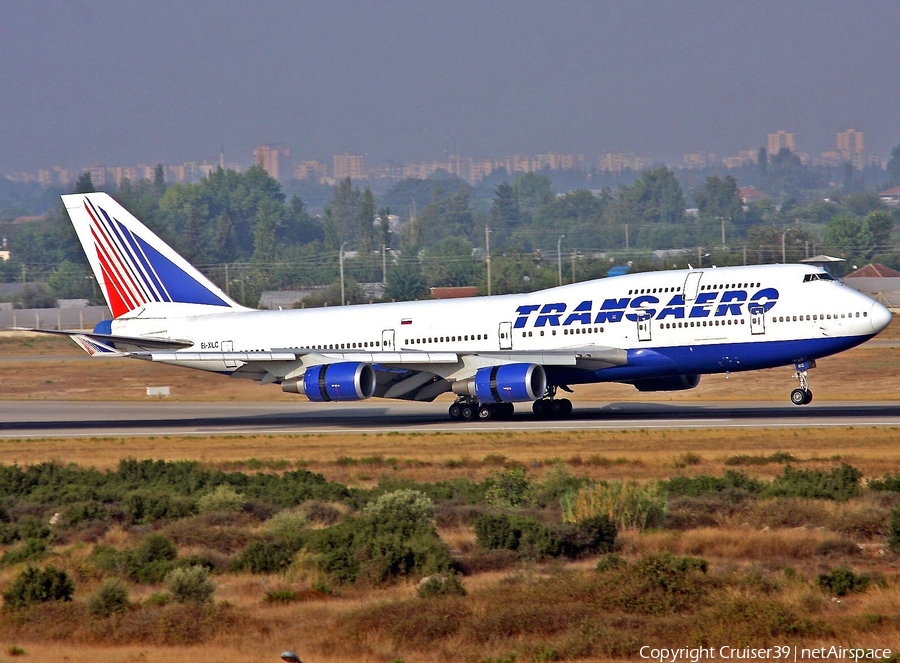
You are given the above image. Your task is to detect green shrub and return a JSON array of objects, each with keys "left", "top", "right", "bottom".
[
  {"left": 126, "top": 533, "right": 179, "bottom": 583},
  {"left": 616, "top": 552, "right": 709, "bottom": 615},
  {"left": 364, "top": 488, "right": 434, "bottom": 524},
  {"left": 537, "top": 461, "right": 585, "bottom": 504},
  {"left": 16, "top": 517, "right": 53, "bottom": 541},
  {"left": 816, "top": 567, "right": 870, "bottom": 596},
  {"left": 484, "top": 467, "right": 534, "bottom": 507},
  {"left": 263, "top": 589, "right": 302, "bottom": 604},
  {"left": 231, "top": 540, "right": 297, "bottom": 574},
  {"left": 474, "top": 513, "right": 520, "bottom": 550},
  {"left": 2, "top": 566, "right": 74, "bottom": 609},
  {"left": 134, "top": 533, "right": 177, "bottom": 565},
  {"left": 123, "top": 490, "right": 195, "bottom": 524},
  {"left": 86, "top": 544, "right": 130, "bottom": 576},
  {"left": 663, "top": 471, "right": 764, "bottom": 501},
  {"left": 596, "top": 553, "right": 626, "bottom": 572},
  {"left": 164, "top": 565, "right": 215, "bottom": 604},
  {"left": 263, "top": 509, "right": 308, "bottom": 542},
  {"left": 0, "top": 539, "right": 47, "bottom": 566},
  {"left": 766, "top": 464, "right": 862, "bottom": 501},
  {"left": 474, "top": 512, "right": 615, "bottom": 560},
  {"left": 868, "top": 472, "right": 900, "bottom": 492},
  {"left": 417, "top": 573, "right": 467, "bottom": 598},
  {"left": 561, "top": 481, "right": 667, "bottom": 530},
  {"left": 87, "top": 579, "right": 130, "bottom": 617},
  {"left": 725, "top": 452, "right": 797, "bottom": 466},
  {"left": 307, "top": 490, "right": 453, "bottom": 586},
  {"left": 889, "top": 507, "right": 900, "bottom": 554},
  {"left": 6, "top": 646, "right": 24, "bottom": 656},
  {"left": 63, "top": 501, "right": 110, "bottom": 526},
  {"left": 558, "top": 514, "right": 617, "bottom": 557},
  {"left": 196, "top": 484, "right": 246, "bottom": 513}
]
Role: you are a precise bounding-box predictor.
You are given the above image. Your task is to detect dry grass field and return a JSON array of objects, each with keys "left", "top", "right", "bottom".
[{"left": 0, "top": 323, "right": 897, "bottom": 662}]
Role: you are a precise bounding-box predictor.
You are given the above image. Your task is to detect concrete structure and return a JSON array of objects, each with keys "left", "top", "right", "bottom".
[
  {"left": 254, "top": 145, "right": 291, "bottom": 180},
  {"left": 837, "top": 129, "right": 865, "bottom": 169},
  {"left": 767, "top": 130, "right": 795, "bottom": 155},
  {"left": 332, "top": 153, "right": 366, "bottom": 181},
  {"left": 879, "top": 185, "right": 900, "bottom": 206},
  {"left": 843, "top": 263, "right": 900, "bottom": 309},
  {"left": 0, "top": 305, "right": 111, "bottom": 331}
]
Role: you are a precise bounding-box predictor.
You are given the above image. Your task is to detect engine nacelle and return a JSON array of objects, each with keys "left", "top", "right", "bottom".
[
  {"left": 630, "top": 374, "right": 701, "bottom": 392},
  {"left": 281, "top": 362, "right": 376, "bottom": 401},
  {"left": 452, "top": 363, "right": 547, "bottom": 403}
]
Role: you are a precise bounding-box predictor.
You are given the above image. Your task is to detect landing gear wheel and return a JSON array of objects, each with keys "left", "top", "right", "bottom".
[
  {"left": 448, "top": 403, "right": 462, "bottom": 420},
  {"left": 790, "top": 388, "right": 808, "bottom": 406},
  {"left": 502, "top": 403, "right": 515, "bottom": 419},
  {"left": 550, "top": 399, "right": 566, "bottom": 417},
  {"left": 559, "top": 398, "right": 573, "bottom": 417},
  {"left": 803, "top": 389, "right": 813, "bottom": 405},
  {"left": 477, "top": 404, "right": 494, "bottom": 421},
  {"left": 533, "top": 399, "right": 549, "bottom": 418},
  {"left": 460, "top": 404, "right": 475, "bottom": 421}
]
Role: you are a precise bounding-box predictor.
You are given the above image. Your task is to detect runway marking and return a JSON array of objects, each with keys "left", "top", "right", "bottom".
[{"left": 2, "top": 419, "right": 899, "bottom": 440}]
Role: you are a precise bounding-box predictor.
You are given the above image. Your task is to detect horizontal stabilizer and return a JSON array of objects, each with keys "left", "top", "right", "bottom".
[{"left": 17, "top": 328, "right": 193, "bottom": 352}]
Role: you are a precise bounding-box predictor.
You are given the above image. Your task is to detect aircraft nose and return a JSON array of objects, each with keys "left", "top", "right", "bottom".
[{"left": 869, "top": 300, "right": 892, "bottom": 334}]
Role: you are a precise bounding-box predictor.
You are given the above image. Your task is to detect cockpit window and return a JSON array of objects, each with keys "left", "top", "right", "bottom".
[{"left": 803, "top": 273, "right": 835, "bottom": 282}]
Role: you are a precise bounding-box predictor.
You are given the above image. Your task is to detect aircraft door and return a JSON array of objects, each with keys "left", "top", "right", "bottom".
[
  {"left": 381, "top": 329, "right": 395, "bottom": 350},
  {"left": 637, "top": 312, "right": 652, "bottom": 341},
  {"left": 749, "top": 306, "right": 765, "bottom": 335},
  {"left": 221, "top": 340, "right": 237, "bottom": 368},
  {"left": 683, "top": 271, "right": 703, "bottom": 304},
  {"left": 498, "top": 321, "right": 513, "bottom": 350}
]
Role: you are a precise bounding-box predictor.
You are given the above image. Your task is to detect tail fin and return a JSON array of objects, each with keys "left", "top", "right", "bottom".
[{"left": 62, "top": 193, "right": 243, "bottom": 317}]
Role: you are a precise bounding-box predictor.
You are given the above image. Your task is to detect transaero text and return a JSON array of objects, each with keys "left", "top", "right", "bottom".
[{"left": 514, "top": 288, "right": 779, "bottom": 328}]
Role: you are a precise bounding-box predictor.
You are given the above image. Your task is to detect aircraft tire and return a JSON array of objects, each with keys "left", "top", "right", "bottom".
[
  {"left": 501, "top": 403, "right": 515, "bottom": 419},
  {"left": 477, "top": 404, "right": 494, "bottom": 421},
  {"left": 559, "top": 398, "right": 573, "bottom": 416},
  {"left": 790, "top": 388, "right": 807, "bottom": 406},
  {"left": 460, "top": 404, "right": 475, "bottom": 421},
  {"left": 803, "top": 389, "right": 813, "bottom": 405},
  {"left": 532, "top": 399, "right": 549, "bottom": 418},
  {"left": 448, "top": 403, "right": 462, "bottom": 420}
]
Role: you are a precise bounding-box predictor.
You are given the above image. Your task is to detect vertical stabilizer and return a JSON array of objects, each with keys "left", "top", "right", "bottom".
[{"left": 62, "top": 193, "right": 243, "bottom": 317}]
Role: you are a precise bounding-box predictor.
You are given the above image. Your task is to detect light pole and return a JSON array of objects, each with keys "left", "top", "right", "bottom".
[
  {"left": 557, "top": 235, "right": 565, "bottom": 286},
  {"left": 781, "top": 228, "right": 795, "bottom": 264},
  {"left": 339, "top": 241, "right": 348, "bottom": 305}
]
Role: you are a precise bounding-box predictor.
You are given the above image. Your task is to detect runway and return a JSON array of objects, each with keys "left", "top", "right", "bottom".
[{"left": 2, "top": 399, "right": 900, "bottom": 438}]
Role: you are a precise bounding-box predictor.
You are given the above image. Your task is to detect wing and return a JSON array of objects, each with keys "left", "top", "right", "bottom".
[{"left": 129, "top": 346, "right": 629, "bottom": 401}]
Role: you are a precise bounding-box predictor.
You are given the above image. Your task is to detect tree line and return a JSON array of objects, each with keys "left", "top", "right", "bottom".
[{"left": 2, "top": 145, "right": 899, "bottom": 308}]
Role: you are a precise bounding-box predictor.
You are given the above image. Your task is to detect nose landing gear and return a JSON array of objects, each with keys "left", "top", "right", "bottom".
[{"left": 790, "top": 360, "right": 816, "bottom": 405}]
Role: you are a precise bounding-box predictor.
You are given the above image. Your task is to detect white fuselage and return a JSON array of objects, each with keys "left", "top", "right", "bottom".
[{"left": 108, "top": 264, "right": 890, "bottom": 389}]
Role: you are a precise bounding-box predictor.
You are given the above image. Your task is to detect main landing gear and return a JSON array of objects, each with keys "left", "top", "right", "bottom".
[
  {"left": 789, "top": 360, "right": 816, "bottom": 406},
  {"left": 448, "top": 399, "right": 514, "bottom": 422},
  {"left": 532, "top": 385, "right": 574, "bottom": 419},
  {"left": 447, "top": 386, "right": 575, "bottom": 422}
]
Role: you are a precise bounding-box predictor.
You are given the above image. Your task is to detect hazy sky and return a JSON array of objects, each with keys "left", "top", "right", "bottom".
[{"left": 3, "top": 0, "right": 900, "bottom": 173}]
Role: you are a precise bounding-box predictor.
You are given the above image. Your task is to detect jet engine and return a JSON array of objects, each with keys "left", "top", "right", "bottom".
[
  {"left": 452, "top": 363, "right": 547, "bottom": 403},
  {"left": 281, "top": 362, "right": 376, "bottom": 401},
  {"left": 630, "top": 374, "right": 701, "bottom": 392}
]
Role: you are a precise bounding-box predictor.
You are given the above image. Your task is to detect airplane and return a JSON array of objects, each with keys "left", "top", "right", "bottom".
[{"left": 25, "top": 192, "right": 893, "bottom": 421}]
